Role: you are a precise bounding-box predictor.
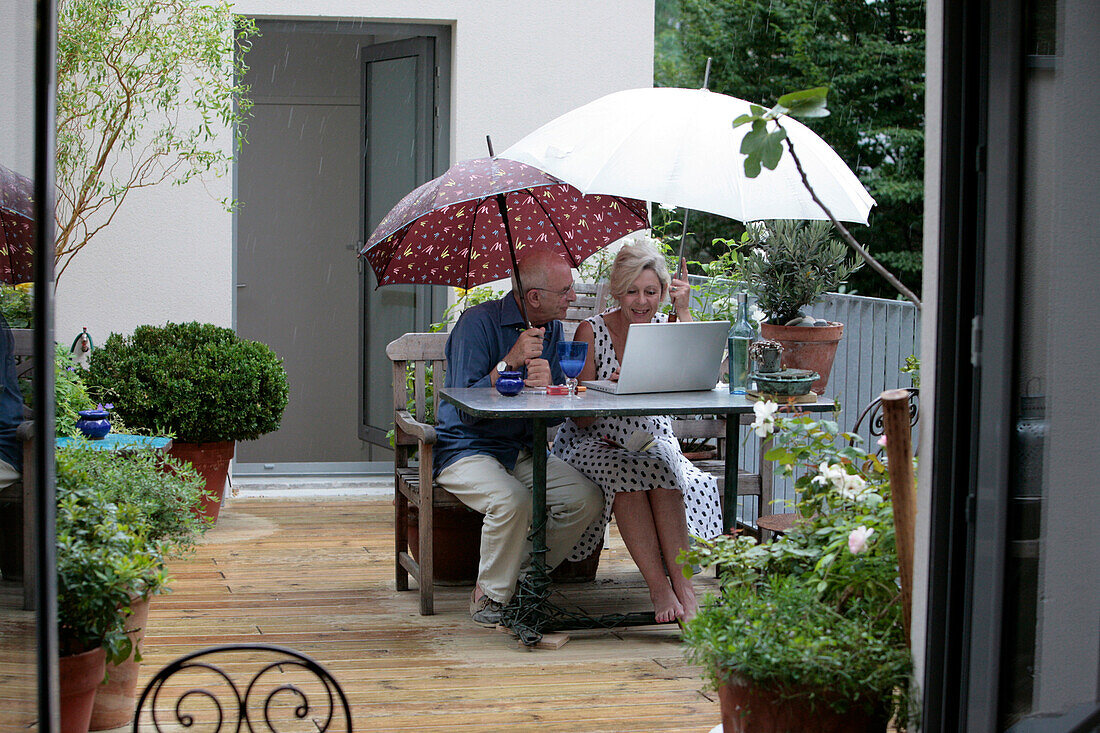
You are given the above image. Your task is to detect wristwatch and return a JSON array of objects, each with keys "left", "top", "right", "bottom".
[{"left": 495, "top": 359, "right": 510, "bottom": 374}]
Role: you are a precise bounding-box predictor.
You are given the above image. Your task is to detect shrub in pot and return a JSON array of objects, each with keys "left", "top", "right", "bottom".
[
  {"left": 741, "top": 220, "right": 862, "bottom": 393},
  {"left": 85, "top": 321, "right": 289, "bottom": 522},
  {"left": 56, "top": 455, "right": 168, "bottom": 733},
  {"left": 679, "top": 409, "right": 913, "bottom": 731},
  {"left": 56, "top": 443, "right": 210, "bottom": 729}
]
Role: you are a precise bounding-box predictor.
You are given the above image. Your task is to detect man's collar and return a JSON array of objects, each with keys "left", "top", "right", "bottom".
[{"left": 501, "top": 290, "right": 526, "bottom": 328}]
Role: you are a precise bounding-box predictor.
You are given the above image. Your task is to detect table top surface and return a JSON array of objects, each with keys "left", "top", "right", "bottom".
[
  {"left": 56, "top": 434, "right": 173, "bottom": 451},
  {"left": 441, "top": 386, "right": 836, "bottom": 419}
]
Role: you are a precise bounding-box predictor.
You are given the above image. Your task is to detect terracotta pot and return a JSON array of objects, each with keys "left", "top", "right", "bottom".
[
  {"left": 407, "top": 504, "right": 483, "bottom": 585},
  {"left": 759, "top": 322, "right": 844, "bottom": 394},
  {"left": 718, "top": 675, "right": 888, "bottom": 733},
  {"left": 59, "top": 646, "right": 106, "bottom": 733},
  {"left": 166, "top": 441, "right": 235, "bottom": 523},
  {"left": 89, "top": 596, "right": 151, "bottom": 730},
  {"left": 549, "top": 536, "right": 603, "bottom": 584}
]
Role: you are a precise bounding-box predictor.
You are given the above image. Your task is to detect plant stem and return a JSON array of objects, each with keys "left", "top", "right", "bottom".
[{"left": 777, "top": 120, "right": 922, "bottom": 310}]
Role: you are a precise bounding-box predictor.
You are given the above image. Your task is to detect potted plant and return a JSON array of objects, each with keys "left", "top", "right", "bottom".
[
  {"left": 741, "top": 220, "right": 862, "bottom": 393},
  {"left": 54, "top": 443, "right": 211, "bottom": 730},
  {"left": 56, "top": 455, "right": 168, "bottom": 733},
  {"left": 85, "top": 321, "right": 289, "bottom": 523},
  {"left": 679, "top": 409, "right": 913, "bottom": 732}
]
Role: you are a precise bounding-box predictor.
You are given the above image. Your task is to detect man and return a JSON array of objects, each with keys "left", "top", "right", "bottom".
[{"left": 434, "top": 249, "right": 602, "bottom": 626}]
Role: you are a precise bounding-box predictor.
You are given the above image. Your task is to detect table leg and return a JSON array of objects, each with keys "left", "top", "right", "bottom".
[
  {"left": 723, "top": 415, "right": 740, "bottom": 534},
  {"left": 500, "top": 418, "right": 658, "bottom": 646}
]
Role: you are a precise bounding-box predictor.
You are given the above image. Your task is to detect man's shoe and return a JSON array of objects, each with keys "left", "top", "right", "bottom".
[{"left": 470, "top": 592, "right": 504, "bottom": 627}]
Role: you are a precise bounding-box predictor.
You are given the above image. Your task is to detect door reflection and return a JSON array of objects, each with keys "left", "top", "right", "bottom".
[{"left": 0, "top": 0, "right": 42, "bottom": 728}]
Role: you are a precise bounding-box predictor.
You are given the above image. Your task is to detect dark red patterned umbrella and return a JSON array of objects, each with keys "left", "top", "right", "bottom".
[
  {"left": 0, "top": 164, "right": 34, "bottom": 285},
  {"left": 360, "top": 157, "right": 648, "bottom": 297}
]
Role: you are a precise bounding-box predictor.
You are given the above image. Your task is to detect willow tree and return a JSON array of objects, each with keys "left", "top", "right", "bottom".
[{"left": 54, "top": 0, "right": 257, "bottom": 281}]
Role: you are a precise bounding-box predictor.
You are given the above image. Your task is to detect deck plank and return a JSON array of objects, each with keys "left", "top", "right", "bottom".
[{"left": 133, "top": 497, "right": 722, "bottom": 732}]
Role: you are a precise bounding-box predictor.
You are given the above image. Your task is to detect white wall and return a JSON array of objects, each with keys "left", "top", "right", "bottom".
[
  {"left": 54, "top": 1, "right": 654, "bottom": 344},
  {"left": 0, "top": 0, "right": 37, "bottom": 177}
]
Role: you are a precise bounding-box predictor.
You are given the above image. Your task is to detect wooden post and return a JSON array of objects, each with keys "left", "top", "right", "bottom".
[{"left": 880, "top": 388, "right": 916, "bottom": 641}]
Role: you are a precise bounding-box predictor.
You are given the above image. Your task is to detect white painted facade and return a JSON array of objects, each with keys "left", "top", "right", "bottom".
[{"left": 53, "top": 1, "right": 655, "bottom": 346}]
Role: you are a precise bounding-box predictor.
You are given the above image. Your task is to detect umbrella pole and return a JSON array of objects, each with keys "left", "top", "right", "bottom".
[
  {"left": 497, "top": 192, "right": 531, "bottom": 329},
  {"left": 487, "top": 134, "right": 531, "bottom": 328},
  {"left": 669, "top": 58, "right": 710, "bottom": 323}
]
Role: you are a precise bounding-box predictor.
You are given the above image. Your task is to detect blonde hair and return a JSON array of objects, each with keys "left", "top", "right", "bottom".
[{"left": 608, "top": 240, "right": 671, "bottom": 302}]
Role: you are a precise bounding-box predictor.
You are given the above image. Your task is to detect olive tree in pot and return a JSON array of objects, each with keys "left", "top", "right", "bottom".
[
  {"left": 56, "top": 443, "right": 211, "bottom": 730},
  {"left": 56, "top": 464, "right": 168, "bottom": 733},
  {"left": 679, "top": 409, "right": 913, "bottom": 732},
  {"left": 85, "top": 322, "right": 289, "bottom": 523},
  {"left": 741, "top": 219, "right": 862, "bottom": 393}
]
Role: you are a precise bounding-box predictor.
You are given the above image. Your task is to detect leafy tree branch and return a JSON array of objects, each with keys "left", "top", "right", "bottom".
[{"left": 54, "top": 0, "right": 258, "bottom": 282}]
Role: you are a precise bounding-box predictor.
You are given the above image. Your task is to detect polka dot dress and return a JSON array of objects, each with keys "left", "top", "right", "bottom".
[{"left": 553, "top": 311, "right": 723, "bottom": 562}]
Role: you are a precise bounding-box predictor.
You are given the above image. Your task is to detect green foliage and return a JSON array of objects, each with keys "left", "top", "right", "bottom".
[
  {"left": 85, "top": 321, "right": 288, "bottom": 443},
  {"left": 54, "top": 0, "right": 258, "bottom": 280},
  {"left": 680, "top": 412, "right": 913, "bottom": 726},
  {"left": 56, "top": 443, "right": 212, "bottom": 556},
  {"left": 56, "top": 458, "right": 169, "bottom": 663},
  {"left": 50, "top": 344, "right": 96, "bottom": 438},
  {"left": 902, "top": 356, "right": 920, "bottom": 388},
  {"left": 0, "top": 283, "right": 33, "bottom": 328},
  {"left": 663, "top": 0, "right": 925, "bottom": 299},
  {"left": 430, "top": 286, "right": 505, "bottom": 333},
  {"left": 741, "top": 220, "right": 861, "bottom": 324}
]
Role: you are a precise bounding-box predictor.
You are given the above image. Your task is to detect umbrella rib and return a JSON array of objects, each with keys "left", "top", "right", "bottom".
[
  {"left": 526, "top": 187, "right": 583, "bottom": 267},
  {"left": 463, "top": 198, "right": 480, "bottom": 290}
]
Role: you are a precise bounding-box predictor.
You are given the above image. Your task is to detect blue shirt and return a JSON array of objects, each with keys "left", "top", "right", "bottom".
[
  {"left": 433, "top": 292, "right": 565, "bottom": 476},
  {"left": 0, "top": 315, "right": 23, "bottom": 473}
]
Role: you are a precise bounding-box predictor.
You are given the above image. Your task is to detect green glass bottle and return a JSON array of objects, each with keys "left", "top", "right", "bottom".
[{"left": 728, "top": 292, "right": 756, "bottom": 394}]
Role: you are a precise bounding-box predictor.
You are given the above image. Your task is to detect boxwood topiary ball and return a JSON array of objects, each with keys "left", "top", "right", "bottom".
[{"left": 85, "top": 321, "right": 289, "bottom": 444}]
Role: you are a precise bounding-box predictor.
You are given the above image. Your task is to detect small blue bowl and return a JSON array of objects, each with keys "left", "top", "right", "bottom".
[{"left": 496, "top": 370, "right": 524, "bottom": 396}]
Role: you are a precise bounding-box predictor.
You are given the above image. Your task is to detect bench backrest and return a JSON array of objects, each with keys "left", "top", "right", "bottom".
[
  {"left": 562, "top": 282, "right": 611, "bottom": 340},
  {"left": 386, "top": 332, "right": 448, "bottom": 445}
]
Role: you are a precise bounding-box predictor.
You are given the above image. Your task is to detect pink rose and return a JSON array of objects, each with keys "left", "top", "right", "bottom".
[{"left": 847, "top": 526, "right": 875, "bottom": 554}]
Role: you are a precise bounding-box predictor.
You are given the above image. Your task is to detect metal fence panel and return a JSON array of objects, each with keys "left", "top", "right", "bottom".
[{"left": 682, "top": 279, "right": 920, "bottom": 523}]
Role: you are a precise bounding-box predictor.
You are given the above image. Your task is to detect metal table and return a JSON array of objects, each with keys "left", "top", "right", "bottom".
[{"left": 440, "top": 386, "right": 834, "bottom": 645}]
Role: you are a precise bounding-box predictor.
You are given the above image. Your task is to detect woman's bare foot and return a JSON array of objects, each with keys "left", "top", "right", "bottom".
[
  {"left": 649, "top": 583, "right": 685, "bottom": 623},
  {"left": 672, "top": 579, "right": 698, "bottom": 621}
]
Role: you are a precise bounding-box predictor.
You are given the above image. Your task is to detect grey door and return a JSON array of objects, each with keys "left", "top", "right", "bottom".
[{"left": 359, "top": 38, "right": 443, "bottom": 449}]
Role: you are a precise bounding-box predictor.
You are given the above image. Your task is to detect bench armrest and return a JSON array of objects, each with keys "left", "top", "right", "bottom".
[
  {"left": 16, "top": 420, "right": 33, "bottom": 442},
  {"left": 394, "top": 410, "right": 437, "bottom": 444}
]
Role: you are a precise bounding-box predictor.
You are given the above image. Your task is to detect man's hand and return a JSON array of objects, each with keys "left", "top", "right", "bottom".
[
  {"left": 525, "top": 358, "right": 552, "bottom": 387},
  {"left": 503, "top": 327, "right": 545, "bottom": 370}
]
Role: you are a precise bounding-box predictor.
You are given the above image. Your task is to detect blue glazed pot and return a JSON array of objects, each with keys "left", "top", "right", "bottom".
[
  {"left": 495, "top": 370, "right": 524, "bottom": 396},
  {"left": 75, "top": 409, "right": 111, "bottom": 440}
]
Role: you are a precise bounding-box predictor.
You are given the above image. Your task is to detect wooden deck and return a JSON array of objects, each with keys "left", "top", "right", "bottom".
[{"left": 130, "top": 496, "right": 721, "bottom": 732}]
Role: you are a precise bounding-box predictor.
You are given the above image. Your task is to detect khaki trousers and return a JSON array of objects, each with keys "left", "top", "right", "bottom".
[{"left": 436, "top": 450, "right": 602, "bottom": 604}]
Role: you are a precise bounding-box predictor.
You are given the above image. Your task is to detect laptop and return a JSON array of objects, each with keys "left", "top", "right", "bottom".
[{"left": 583, "top": 320, "right": 730, "bottom": 395}]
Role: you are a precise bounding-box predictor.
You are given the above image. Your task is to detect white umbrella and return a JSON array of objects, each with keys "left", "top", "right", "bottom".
[{"left": 500, "top": 86, "right": 875, "bottom": 226}]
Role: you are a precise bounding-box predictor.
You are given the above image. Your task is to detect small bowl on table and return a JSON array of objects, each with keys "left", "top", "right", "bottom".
[
  {"left": 495, "top": 370, "right": 525, "bottom": 396},
  {"left": 752, "top": 368, "right": 820, "bottom": 397}
]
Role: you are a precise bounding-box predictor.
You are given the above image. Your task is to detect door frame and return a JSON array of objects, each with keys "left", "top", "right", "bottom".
[{"left": 358, "top": 33, "right": 450, "bottom": 448}]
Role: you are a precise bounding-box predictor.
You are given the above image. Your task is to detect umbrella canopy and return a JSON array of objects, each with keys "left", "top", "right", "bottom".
[
  {"left": 360, "top": 157, "right": 648, "bottom": 290},
  {"left": 500, "top": 87, "right": 875, "bottom": 226},
  {"left": 0, "top": 164, "right": 35, "bottom": 285}
]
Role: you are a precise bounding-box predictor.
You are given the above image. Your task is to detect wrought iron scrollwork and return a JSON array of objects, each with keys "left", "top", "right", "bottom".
[
  {"left": 132, "top": 643, "right": 352, "bottom": 732},
  {"left": 851, "top": 388, "right": 920, "bottom": 457}
]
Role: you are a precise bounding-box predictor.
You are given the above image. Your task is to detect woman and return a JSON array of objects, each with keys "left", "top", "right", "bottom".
[{"left": 553, "top": 240, "right": 722, "bottom": 622}]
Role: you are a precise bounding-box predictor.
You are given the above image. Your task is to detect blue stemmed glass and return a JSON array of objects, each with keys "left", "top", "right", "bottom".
[{"left": 557, "top": 341, "right": 588, "bottom": 397}]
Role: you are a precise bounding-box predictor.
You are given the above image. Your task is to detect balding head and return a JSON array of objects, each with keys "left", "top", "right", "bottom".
[{"left": 513, "top": 248, "right": 576, "bottom": 326}]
